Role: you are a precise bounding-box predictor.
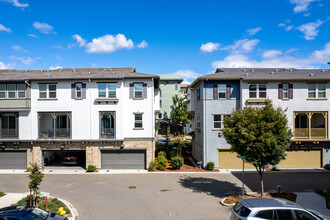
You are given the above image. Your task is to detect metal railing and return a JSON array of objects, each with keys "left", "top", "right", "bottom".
[
  {"left": 39, "top": 128, "right": 71, "bottom": 139},
  {"left": 294, "top": 128, "right": 326, "bottom": 139},
  {"left": 100, "top": 128, "right": 115, "bottom": 139},
  {"left": 1, "top": 128, "right": 18, "bottom": 138}
]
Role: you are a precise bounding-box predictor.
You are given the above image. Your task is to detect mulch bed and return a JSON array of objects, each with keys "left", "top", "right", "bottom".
[
  {"left": 150, "top": 158, "right": 219, "bottom": 172},
  {"left": 224, "top": 192, "right": 297, "bottom": 204}
]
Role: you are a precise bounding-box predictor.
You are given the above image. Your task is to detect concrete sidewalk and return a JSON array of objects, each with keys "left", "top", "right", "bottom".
[{"left": 295, "top": 192, "right": 330, "bottom": 217}]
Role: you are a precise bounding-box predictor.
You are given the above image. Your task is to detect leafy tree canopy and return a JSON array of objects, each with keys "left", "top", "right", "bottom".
[{"left": 170, "top": 94, "right": 190, "bottom": 126}]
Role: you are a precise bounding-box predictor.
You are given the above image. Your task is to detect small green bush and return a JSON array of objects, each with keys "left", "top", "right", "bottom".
[
  {"left": 157, "top": 156, "right": 168, "bottom": 170},
  {"left": 157, "top": 151, "right": 166, "bottom": 158},
  {"left": 207, "top": 161, "right": 215, "bottom": 170},
  {"left": 150, "top": 160, "right": 158, "bottom": 171},
  {"left": 87, "top": 165, "right": 96, "bottom": 172},
  {"left": 0, "top": 191, "right": 5, "bottom": 197},
  {"left": 171, "top": 156, "right": 184, "bottom": 170},
  {"left": 167, "top": 150, "right": 177, "bottom": 159}
]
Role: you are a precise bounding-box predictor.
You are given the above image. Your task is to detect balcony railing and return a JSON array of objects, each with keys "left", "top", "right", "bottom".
[
  {"left": 1, "top": 128, "right": 18, "bottom": 138},
  {"left": 39, "top": 129, "right": 71, "bottom": 139},
  {"left": 294, "top": 128, "right": 326, "bottom": 139},
  {"left": 100, "top": 128, "right": 115, "bottom": 139}
]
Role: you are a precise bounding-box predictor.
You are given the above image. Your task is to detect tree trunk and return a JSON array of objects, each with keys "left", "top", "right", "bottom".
[{"left": 258, "top": 170, "right": 264, "bottom": 197}]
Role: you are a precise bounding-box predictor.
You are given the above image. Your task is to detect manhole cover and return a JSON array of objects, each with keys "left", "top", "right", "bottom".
[
  {"left": 160, "top": 189, "right": 170, "bottom": 192},
  {"left": 128, "top": 186, "right": 137, "bottom": 189}
]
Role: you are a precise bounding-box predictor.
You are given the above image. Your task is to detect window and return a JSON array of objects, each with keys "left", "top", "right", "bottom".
[
  {"left": 159, "top": 89, "right": 162, "bottom": 97},
  {"left": 134, "top": 83, "right": 143, "bottom": 98},
  {"left": 134, "top": 113, "right": 143, "bottom": 128},
  {"left": 160, "top": 100, "right": 162, "bottom": 108},
  {"left": 98, "top": 84, "right": 106, "bottom": 98},
  {"left": 76, "top": 83, "right": 82, "bottom": 98},
  {"left": 283, "top": 83, "right": 289, "bottom": 99},
  {"left": 249, "top": 84, "right": 267, "bottom": 98},
  {"left": 175, "top": 83, "right": 178, "bottom": 90},
  {"left": 218, "top": 84, "right": 226, "bottom": 99},
  {"left": 7, "top": 84, "right": 16, "bottom": 99},
  {"left": 294, "top": 210, "right": 318, "bottom": 220},
  {"left": 0, "top": 84, "right": 5, "bottom": 99},
  {"left": 17, "top": 84, "right": 26, "bottom": 99},
  {"left": 255, "top": 210, "right": 273, "bottom": 219},
  {"left": 196, "top": 115, "right": 200, "bottom": 128},
  {"left": 308, "top": 84, "right": 326, "bottom": 98},
  {"left": 39, "top": 84, "right": 56, "bottom": 99},
  {"left": 276, "top": 210, "right": 293, "bottom": 220},
  {"left": 108, "top": 83, "right": 116, "bottom": 97},
  {"left": 214, "top": 115, "right": 221, "bottom": 129},
  {"left": 100, "top": 112, "right": 115, "bottom": 138},
  {"left": 197, "top": 87, "right": 200, "bottom": 101}
]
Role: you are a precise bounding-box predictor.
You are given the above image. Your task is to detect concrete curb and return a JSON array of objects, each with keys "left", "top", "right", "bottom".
[
  {"left": 220, "top": 197, "right": 235, "bottom": 207},
  {"left": 55, "top": 197, "right": 79, "bottom": 220}
]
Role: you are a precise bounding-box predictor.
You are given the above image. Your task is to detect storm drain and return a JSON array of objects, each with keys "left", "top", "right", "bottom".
[{"left": 128, "top": 186, "right": 137, "bottom": 189}]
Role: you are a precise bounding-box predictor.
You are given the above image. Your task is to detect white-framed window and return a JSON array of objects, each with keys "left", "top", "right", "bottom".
[
  {"left": 98, "top": 83, "right": 106, "bottom": 98},
  {"left": 197, "top": 87, "right": 201, "bottom": 101},
  {"left": 159, "top": 89, "right": 162, "bottom": 97},
  {"left": 7, "top": 84, "right": 16, "bottom": 99},
  {"left": 76, "top": 83, "right": 82, "bottom": 99},
  {"left": 134, "top": 83, "right": 143, "bottom": 98},
  {"left": 134, "top": 113, "right": 143, "bottom": 128},
  {"left": 249, "top": 84, "right": 267, "bottom": 98},
  {"left": 160, "top": 100, "right": 162, "bottom": 108},
  {"left": 283, "top": 83, "right": 289, "bottom": 99},
  {"left": 108, "top": 83, "right": 116, "bottom": 97},
  {"left": 39, "top": 84, "right": 56, "bottom": 99},
  {"left": 175, "top": 83, "right": 178, "bottom": 90},
  {"left": 196, "top": 115, "right": 201, "bottom": 128},
  {"left": 308, "top": 84, "right": 326, "bottom": 98},
  {"left": 17, "top": 84, "right": 26, "bottom": 99},
  {"left": 218, "top": 84, "right": 226, "bottom": 99},
  {"left": 0, "top": 84, "right": 6, "bottom": 99},
  {"left": 213, "top": 114, "right": 230, "bottom": 129}
]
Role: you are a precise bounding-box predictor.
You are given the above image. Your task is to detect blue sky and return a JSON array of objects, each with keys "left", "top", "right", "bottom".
[{"left": 0, "top": 0, "right": 329, "bottom": 83}]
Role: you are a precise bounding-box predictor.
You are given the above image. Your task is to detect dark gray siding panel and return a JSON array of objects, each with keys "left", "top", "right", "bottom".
[
  {"left": 0, "top": 151, "right": 27, "bottom": 169},
  {"left": 101, "top": 150, "right": 146, "bottom": 169}
]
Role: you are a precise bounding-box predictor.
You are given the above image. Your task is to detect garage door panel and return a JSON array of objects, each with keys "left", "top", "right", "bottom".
[
  {"left": 218, "top": 150, "right": 255, "bottom": 169},
  {"left": 278, "top": 150, "right": 321, "bottom": 168},
  {"left": 101, "top": 150, "right": 145, "bottom": 169},
  {"left": 0, "top": 151, "right": 27, "bottom": 169}
]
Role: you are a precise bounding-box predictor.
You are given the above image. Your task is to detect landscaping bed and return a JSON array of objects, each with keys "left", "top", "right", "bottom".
[
  {"left": 0, "top": 191, "right": 5, "bottom": 198},
  {"left": 223, "top": 192, "right": 297, "bottom": 205},
  {"left": 11, "top": 195, "right": 72, "bottom": 217}
]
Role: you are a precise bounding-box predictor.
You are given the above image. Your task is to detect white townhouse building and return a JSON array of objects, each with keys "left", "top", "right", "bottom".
[
  {"left": 0, "top": 68, "right": 160, "bottom": 170},
  {"left": 188, "top": 68, "right": 330, "bottom": 169}
]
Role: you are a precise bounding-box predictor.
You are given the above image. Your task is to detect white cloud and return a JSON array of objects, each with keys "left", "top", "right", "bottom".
[
  {"left": 137, "top": 40, "right": 148, "bottom": 48},
  {"left": 71, "top": 34, "right": 86, "bottom": 47},
  {"left": 286, "top": 25, "right": 294, "bottom": 31},
  {"left": 12, "top": 45, "right": 22, "bottom": 51},
  {"left": 290, "top": 0, "right": 318, "bottom": 13},
  {"left": 1, "top": 0, "right": 28, "bottom": 8},
  {"left": 246, "top": 27, "right": 262, "bottom": 36},
  {"left": 278, "top": 23, "right": 286, "bottom": 27},
  {"left": 262, "top": 50, "right": 283, "bottom": 58},
  {"left": 0, "top": 61, "right": 12, "bottom": 69},
  {"left": 85, "top": 34, "right": 134, "bottom": 53},
  {"left": 49, "top": 66, "right": 63, "bottom": 70},
  {"left": 304, "top": 12, "right": 310, "bottom": 17},
  {"left": 212, "top": 42, "right": 330, "bottom": 69},
  {"left": 200, "top": 42, "right": 221, "bottom": 53},
  {"left": 0, "top": 24, "right": 12, "bottom": 33},
  {"left": 170, "top": 70, "right": 200, "bottom": 83},
  {"left": 286, "top": 48, "right": 298, "bottom": 54},
  {"left": 53, "top": 45, "right": 63, "bottom": 49},
  {"left": 27, "top": 34, "right": 38, "bottom": 38},
  {"left": 9, "top": 55, "right": 38, "bottom": 65},
  {"left": 55, "top": 54, "right": 62, "bottom": 60},
  {"left": 33, "top": 22, "right": 55, "bottom": 34},
  {"left": 222, "top": 39, "right": 260, "bottom": 53},
  {"left": 92, "top": 63, "right": 97, "bottom": 67},
  {"left": 297, "top": 19, "right": 324, "bottom": 40}
]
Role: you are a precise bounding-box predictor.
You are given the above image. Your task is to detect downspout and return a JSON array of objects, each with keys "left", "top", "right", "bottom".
[
  {"left": 151, "top": 78, "right": 155, "bottom": 161},
  {"left": 202, "top": 80, "right": 206, "bottom": 168},
  {"left": 88, "top": 79, "right": 93, "bottom": 166}
]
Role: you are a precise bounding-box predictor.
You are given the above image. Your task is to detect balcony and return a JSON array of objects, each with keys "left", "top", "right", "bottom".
[
  {"left": 1, "top": 128, "right": 18, "bottom": 138},
  {"left": 100, "top": 112, "right": 115, "bottom": 139},
  {"left": 294, "top": 112, "right": 327, "bottom": 140},
  {"left": 38, "top": 112, "right": 71, "bottom": 139},
  {"left": 0, "top": 113, "right": 18, "bottom": 139}
]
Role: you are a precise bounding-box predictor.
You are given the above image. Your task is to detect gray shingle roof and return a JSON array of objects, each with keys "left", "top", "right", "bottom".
[
  {"left": 0, "top": 67, "right": 159, "bottom": 82},
  {"left": 190, "top": 68, "right": 330, "bottom": 87}
]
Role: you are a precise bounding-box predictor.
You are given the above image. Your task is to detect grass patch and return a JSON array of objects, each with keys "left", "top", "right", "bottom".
[
  {"left": 224, "top": 192, "right": 297, "bottom": 204},
  {"left": 315, "top": 189, "right": 330, "bottom": 209},
  {"left": 0, "top": 191, "right": 5, "bottom": 197},
  {"left": 11, "top": 195, "right": 71, "bottom": 214}
]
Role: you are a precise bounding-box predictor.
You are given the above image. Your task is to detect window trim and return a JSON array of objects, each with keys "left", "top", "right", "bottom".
[
  {"left": 134, "top": 83, "right": 143, "bottom": 99},
  {"left": 133, "top": 112, "right": 143, "bottom": 129},
  {"left": 212, "top": 113, "right": 230, "bottom": 130},
  {"left": 39, "top": 84, "right": 57, "bottom": 99},
  {"left": 218, "top": 84, "right": 226, "bottom": 99},
  {"left": 308, "top": 84, "right": 327, "bottom": 99},
  {"left": 7, "top": 84, "right": 16, "bottom": 99},
  {"left": 75, "top": 83, "right": 82, "bottom": 99},
  {"left": 0, "top": 84, "right": 6, "bottom": 99},
  {"left": 249, "top": 84, "right": 267, "bottom": 98},
  {"left": 196, "top": 115, "right": 201, "bottom": 128},
  {"left": 282, "top": 83, "right": 289, "bottom": 99}
]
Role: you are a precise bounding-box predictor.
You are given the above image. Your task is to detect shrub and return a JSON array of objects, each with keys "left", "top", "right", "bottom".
[
  {"left": 0, "top": 191, "right": 4, "bottom": 197},
  {"left": 171, "top": 156, "right": 184, "bottom": 170},
  {"left": 207, "top": 162, "right": 215, "bottom": 170},
  {"left": 167, "top": 150, "right": 177, "bottom": 159},
  {"left": 157, "top": 151, "right": 166, "bottom": 158},
  {"left": 157, "top": 156, "right": 168, "bottom": 170},
  {"left": 150, "top": 160, "right": 158, "bottom": 171},
  {"left": 87, "top": 165, "right": 96, "bottom": 172}
]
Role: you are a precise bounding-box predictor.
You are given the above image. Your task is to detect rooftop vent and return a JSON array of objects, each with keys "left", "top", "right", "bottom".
[
  {"left": 72, "top": 68, "right": 76, "bottom": 72},
  {"left": 275, "top": 69, "right": 279, "bottom": 72},
  {"left": 251, "top": 69, "right": 254, "bottom": 72},
  {"left": 270, "top": 72, "right": 275, "bottom": 75},
  {"left": 321, "top": 69, "right": 325, "bottom": 73},
  {"left": 47, "top": 74, "right": 52, "bottom": 77},
  {"left": 103, "top": 68, "right": 106, "bottom": 72},
  {"left": 87, "top": 72, "right": 92, "bottom": 75},
  {"left": 243, "top": 69, "right": 247, "bottom": 72},
  {"left": 309, "top": 73, "right": 314, "bottom": 77},
  {"left": 245, "top": 73, "right": 249, "bottom": 77},
  {"left": 40, "top": 70, "right": 43, "bottom": 73},
  {"left": 59, "top": 69, "right": 63, "bottom": 72},
  {"left": 25, "top": 70, "right": 28, "bottom": 73}
]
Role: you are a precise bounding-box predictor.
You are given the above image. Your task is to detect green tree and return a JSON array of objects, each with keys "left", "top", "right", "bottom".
[
  {"left": 174, "top": 135, "right": 188, "bottom": 156},
  {"left": 27, "top": 163, "right": 44, "bottom": 206},
  {"left": 222, "top": 100, "right": 292, "bottom": 197},
  {"left": 170, "top": 94, "right": 190, "bottom": 134}
]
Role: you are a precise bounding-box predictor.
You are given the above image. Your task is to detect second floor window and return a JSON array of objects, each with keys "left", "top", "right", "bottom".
[
  {"left": 197, "top": 87, "right": 200, "bottom": 101},
  {"left": 98, "top": 83, "right": 116, "bottom": 98},
  {"left": 76, "top": 83, "right": 82, "bottom": 98},
  {"left": 218, "top": 84, "right": 226, "bottom": 98},
  {"left": 249, "top": 84, "right": 267, "bottom": 98},
  {"left": 134, "top": 113, "right": 143, "bottom": 128},
  {"left": 7, "top": 84, "right": 16, "bottom": 99},
  {"left": 39, "top": 84, "right": 56, "bottom": 99},
  {"left": 283, "top": 83, "right": 289, "bottom": 99},
  {"left": 308, "top": 84, "right": 326, "bottom": 98},
  {"left": 134, "top": 83, "right": 143, "bottom": 98},
  {"left": 196, "top": 115, "right": 201, "bottom": 128}
]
